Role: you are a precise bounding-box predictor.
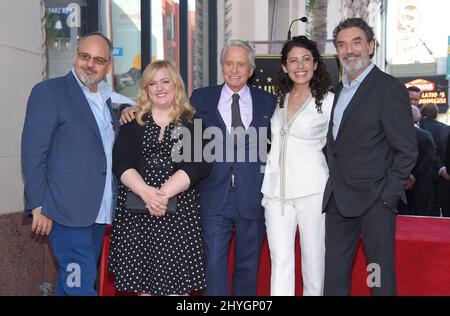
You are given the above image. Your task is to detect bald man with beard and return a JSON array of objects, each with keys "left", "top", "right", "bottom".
[{"left": 22, "top": 32, "right": 119, "bottom": 295}]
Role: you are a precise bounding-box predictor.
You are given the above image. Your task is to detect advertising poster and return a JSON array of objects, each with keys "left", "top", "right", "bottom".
[{"left": 400, "top": 75, "right": 449, "bottom": 114}]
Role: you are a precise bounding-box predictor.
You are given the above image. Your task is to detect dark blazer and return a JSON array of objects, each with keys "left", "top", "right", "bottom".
[
  {"left": 412, "top": 128, "right": 435, "bottom": 180},
  {"left": 406, "top": 127, "right": 435, "bottom": 214},
  {"left": 322, "top": 66, "right": 418, "bottom": 217},
  {"left": 420, "top": 117, "right": 449, "bottom": 173},
  {"left": 21, "top": 72, "right": 120, "bottom": 227},
  {"left": 412, "top": 128, "right": 435, "bottom": 178},
  {"left": 112, "top": 115, "right": 211, "bottom": 188},
  {"left": 446, "top": 128, "right": 450, "bottom": 171},
  {"left": 190, "top": 85, "right": 276, "bottom": 220}
]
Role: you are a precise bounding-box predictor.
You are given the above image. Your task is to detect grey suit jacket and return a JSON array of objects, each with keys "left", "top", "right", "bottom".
[{"left": 322, "top": 65, "right": 418, "bottom": 217}]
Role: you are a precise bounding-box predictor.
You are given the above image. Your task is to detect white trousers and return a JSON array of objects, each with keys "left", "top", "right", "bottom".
[{"left": 263, "top": 193, "right": 325, "bottom": 296}]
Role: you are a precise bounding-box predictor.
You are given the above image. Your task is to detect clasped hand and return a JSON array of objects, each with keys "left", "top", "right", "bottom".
[{"left": 140, "top": 186, "right": 169, "bottom": 217}]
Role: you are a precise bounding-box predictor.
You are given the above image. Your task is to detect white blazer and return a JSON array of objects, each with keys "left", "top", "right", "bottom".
[{"left": 261, "top": 92, "right": 334, "bottom": 201}]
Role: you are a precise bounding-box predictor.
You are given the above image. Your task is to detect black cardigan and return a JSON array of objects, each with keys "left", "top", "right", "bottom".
[{"left": 113, "top": 116, "right": 211, "bottom": 189}]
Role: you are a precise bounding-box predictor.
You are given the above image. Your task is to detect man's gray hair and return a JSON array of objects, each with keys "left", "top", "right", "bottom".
[
  {"left": 220, "top": 40, "right": 256, "bottom": 70},
  {"left": 411, "top": 105, "right": 422, "bottom": 124}
]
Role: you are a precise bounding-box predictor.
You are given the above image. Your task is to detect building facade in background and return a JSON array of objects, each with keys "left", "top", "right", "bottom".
[
  {"left": 1, "top": 0, "right": 449, "bottom": 295},
  {"left": 41, "top": 0, "right": 450, "bottom": 111}
]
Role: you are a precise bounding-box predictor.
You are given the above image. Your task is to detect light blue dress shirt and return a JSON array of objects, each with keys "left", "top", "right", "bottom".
[
  {"left": 332, "top": 63, "right": 375, "bottom": 140},
  {"left": 71, "top": 68, "right": 114, "bottom": 224}
]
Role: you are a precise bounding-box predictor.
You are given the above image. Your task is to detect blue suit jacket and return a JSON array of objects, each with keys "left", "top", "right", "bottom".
[
  {"left": 21, "top": 72, "right": 120, "bottom": 227},
  {"left": 190, "top": 85, "right": 276, "bottom": 220}
]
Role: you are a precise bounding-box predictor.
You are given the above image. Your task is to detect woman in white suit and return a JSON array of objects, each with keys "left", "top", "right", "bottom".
[{"left": 261, "top": 36, "right": 334, "bottom": 296}]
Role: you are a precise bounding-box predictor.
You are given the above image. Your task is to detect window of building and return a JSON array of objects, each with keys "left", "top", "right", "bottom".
[
  {"left": 187, "top": 0, "right": 196, "bottom": 93},
  {"left": 44, "top": 0, "right": 92, "bottom": 79},
  {"left": 99, "top": 0, "right": 142, "bottom": 101},
  {"left": 152, "top": 0, "right": 180, "bottom": 67},
  {"left": 165, "top": 13, "right": 175, "bottom": 41},
  {"left": 45, "top": 0, "right": 212, "bottom": 103},
  {"left": 150, "top": 0, "right": 200, "bottom": 94}
]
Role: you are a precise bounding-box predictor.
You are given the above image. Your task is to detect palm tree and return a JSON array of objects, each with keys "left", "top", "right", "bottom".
[
  {"left": 343, "top": 0, "right": 370, "bottom": 19},
  {"left": 308, "top": 0, "right": 328, "bottom": 54}
]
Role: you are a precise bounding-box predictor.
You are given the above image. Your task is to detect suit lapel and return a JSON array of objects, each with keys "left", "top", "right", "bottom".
[
  {"left": 245, "top": 87, "right": 267, "bottom": 147},
  {"left": 107, "top": 98, "right": 120, "bottom": 139},
  {"left": 335, "top": 66, "right": 379, "bottom": 142},
  {"left": 206, "top": 85, "right": 266, "bottom": 145},
  {"left": 208, "top": 85, "right": 229, "bottom": 136},
  {"left": 249, "top": 86, "right": 264, "bottom": 129},
  {"left": 327, "top": 83, "right": 343, "bottom": 145},
  {"left": 65, "top": 72, "right": 103, "bottom": 146}
]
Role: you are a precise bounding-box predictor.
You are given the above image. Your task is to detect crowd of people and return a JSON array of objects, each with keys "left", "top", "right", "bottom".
[
  {"left": 21, "top": 17, "right": 447, "bottom": 297},
  {"left": 397, "top": 87, "right": 450, "bottom": 217}
]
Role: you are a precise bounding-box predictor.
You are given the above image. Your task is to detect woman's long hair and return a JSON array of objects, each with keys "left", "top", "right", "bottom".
[
  {"left": 275, "top": 36, "right": 331, "bottom": 113},
  {"left": 136, "top": 60, "right": 195, "bottom": 125}
]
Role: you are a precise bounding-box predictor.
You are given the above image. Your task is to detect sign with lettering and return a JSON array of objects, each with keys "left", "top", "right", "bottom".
[
  {"left": 112, "top": 48, "right": 124, "bottom": 57},
  {"left": 66, "top": 3, "right": 81, "bottom": 28},
  {"left": 400, "top": 75, "right": 449, "bottom": 113}
]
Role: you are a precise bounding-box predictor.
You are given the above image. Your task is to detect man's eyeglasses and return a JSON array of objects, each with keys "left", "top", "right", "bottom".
[{"left": 77, "top": 52, "right": 110, "bottom": 66}]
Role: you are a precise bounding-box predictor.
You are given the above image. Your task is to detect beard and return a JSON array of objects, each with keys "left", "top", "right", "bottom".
[
  {"left": 78, "top": 66, "right": 99, "bottom": 86},
  {"left": 340, "top": 52, "right": 371, "bottom": 78}
]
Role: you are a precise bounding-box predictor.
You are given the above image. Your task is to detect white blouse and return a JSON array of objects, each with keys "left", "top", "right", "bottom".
[{"left": 261, "top": 92, "right": 334, "bottom": 211}]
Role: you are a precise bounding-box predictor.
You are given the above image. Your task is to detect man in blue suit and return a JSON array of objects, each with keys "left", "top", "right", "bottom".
[
  {"left": 190, "top": 40, "right": 276, "bottom": 295},
  {"left": 21, "top": 32, "right": 120, "bottom": 296}
]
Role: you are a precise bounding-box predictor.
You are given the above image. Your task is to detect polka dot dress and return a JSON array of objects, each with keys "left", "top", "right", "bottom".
[{"left": 108, "top": 118, "right": 206, "bottom": 295}]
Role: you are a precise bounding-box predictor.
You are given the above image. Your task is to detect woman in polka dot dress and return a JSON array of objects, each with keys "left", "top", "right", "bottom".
[{"left": 109, "top": 60, "right": 211, "bottom": 295}]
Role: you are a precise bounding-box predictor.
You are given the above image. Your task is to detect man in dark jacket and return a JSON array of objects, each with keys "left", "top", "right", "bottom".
[
  {"left": 420, "top": 104, "right": 450, "bottom": 216},
  {"left": 399, "top": 106, "right": 435, "bottom": 216},
  {"left": 322, "top": 18, "right": 417, "bottom": 296}
]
